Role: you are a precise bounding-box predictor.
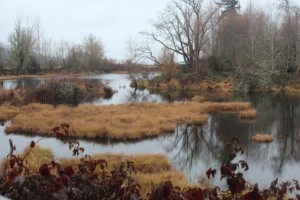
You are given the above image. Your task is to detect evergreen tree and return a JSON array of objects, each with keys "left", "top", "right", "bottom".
[{"left": 215, "top": 0, "right": 240, "bottom": 14}]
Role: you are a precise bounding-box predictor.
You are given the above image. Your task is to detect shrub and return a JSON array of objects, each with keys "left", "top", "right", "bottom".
[{"left": 23, "top": 77, "right": 113, "bottom": 105}]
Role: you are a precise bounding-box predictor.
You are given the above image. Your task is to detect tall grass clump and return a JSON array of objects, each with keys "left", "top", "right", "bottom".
[
  {"left": 0, "top": 89, "right": 23, "bottom": 105},
  {"left": 252, "top": 134, "right": 273, "bottom": 143},
  {"left": 239, "top": 109, "right": 257, "bottom": 119}
]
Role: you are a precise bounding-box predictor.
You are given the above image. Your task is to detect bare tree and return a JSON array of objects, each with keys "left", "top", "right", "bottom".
[
  {"left": 158, "top": 47, "right": 178, "bottom": 82},
  {"left": 65, "top": 43, "right": 84, "bottom": 71},
  {"left": 41, "top": 38, "right": 57, "bottom": 70},
  {"left": 82, "top": 34, "right": 104, "bottom": 71},
  {"left": 8, "top": 18, "right": 35, "bottom": 75},
  {"left": 125, "top": 36, "right": 143, "bottom": 90},
  {"left": 56, "top": 39, "right": 69, "bottom": 69},
  {"left": 35, "top": 19, "right": 43, "bottom": 69},
  {"left": 279, "top": 0, "right": 300, "bottom": 75},
  {"left": 0, "top": 42, "right": 4, "bottom": 74},
  {"left": 148, "top": 0, "right": 219, "bottom": 74}
]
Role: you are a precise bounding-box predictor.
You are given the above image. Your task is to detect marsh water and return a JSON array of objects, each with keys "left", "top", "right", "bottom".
[{"left": 1, "top": 74, "right": 300, "bottom": 188}]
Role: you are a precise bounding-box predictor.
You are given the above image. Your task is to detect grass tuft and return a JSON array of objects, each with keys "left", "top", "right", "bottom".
[
  {"left": 191, "top": 95, "right": 205, "bottom": 102},
  {"left": 251, "top": 134, "right": 273, "bottom": 143},
  {"left": 1, "top": 145, "right": 53, "bottom": 175},
  {"left": 239, "top": 109, "right": 257, "bottom": 119}
]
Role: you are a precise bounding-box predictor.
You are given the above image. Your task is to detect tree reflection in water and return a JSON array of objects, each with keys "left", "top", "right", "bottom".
[{"left": 162, "top": 93, "right": 300, "bottom": 186}]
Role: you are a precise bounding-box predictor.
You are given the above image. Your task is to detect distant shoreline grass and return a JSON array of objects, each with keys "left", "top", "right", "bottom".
[
  {"left": 0, "top": 101, "right": 253, "bottom": 140},
  {"left": 0, "top": 74, "right": 58, "bottom": 81}
]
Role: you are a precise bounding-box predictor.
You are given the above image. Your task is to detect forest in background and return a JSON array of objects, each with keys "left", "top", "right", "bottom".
[{"left": 0, "top": 0, "right": 299, "bottom": 91}]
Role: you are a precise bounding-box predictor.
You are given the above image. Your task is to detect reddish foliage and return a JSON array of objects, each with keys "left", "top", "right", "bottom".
[
  {"left": 243, "top": 184, "right": 264, "bottom": 200},
  {"left": 30, "top": 140, "right": 35, "bottom": 148},
  {"left": 239, "top": 160, "right": 249, "bottom": 171},
  {"left": 183, "top": 188, "right": 205, "bottom": 200},
  {"left": 206, "top": 167, "right": 216, "bottom": 179},
  {"left": 2, "top": 126, "right": 300, "bottom": 199}
]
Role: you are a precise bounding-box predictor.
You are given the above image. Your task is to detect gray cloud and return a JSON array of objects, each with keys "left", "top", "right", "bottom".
[{"left": 0, "top": 0, "right": 277, "bottom": 60}]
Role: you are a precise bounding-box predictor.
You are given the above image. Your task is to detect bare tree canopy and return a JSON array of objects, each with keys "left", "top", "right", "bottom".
[
  {"left": 8, "top": 18, "right": 35, "bottom": 75},
  {"left": 83, "top": 34, "right": 105, "bottom": 70},
  {"left": 148, "top": 0, "right": 219, "bottom": 73}
]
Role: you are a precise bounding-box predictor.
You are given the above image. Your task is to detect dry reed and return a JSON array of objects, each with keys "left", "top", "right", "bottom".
[
  {"left": 283, "top": 85, "right": 300, "bottom": 94},
  {"left": 0, "top": 74, "right": 57, "bottom": 81},
  {"left": 1, "top": 101, "right": 253, "bottom": 140},
  {"left": 251, "top": 134, "right": 273, "bottom": 143},
  {"left": 239, "top": 109, "right": 257, "bottom": 119},
  {"left": 59, "top": 153, "right": 188, "bottom": 194},
  {"left": 191, "top": 95, "right": 205, "bottom": 102},
  {"left": 1, "top": 145, "right": 53, "bottom": 175}
]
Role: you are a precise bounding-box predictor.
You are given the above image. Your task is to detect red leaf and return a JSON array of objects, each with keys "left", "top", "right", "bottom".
[
  {"left": 63, "top": 166, "right": 74, "bottom": 177},
  {"left": 239, "top": 160, "right": 249, "bottom": 171},
  {"left": 243, "top": 184, "right": 263, "bottom": 200},
  {"left": 9, "top": 159, "right": 16, "bottom": 169},
  {"left": 79, "top": 147, "right": 85, "bottom": 153},
  {"left": 293, "top": 179, "right": 300, "bottom": 191},
  {"left": 39, "top": 164, "right": 51, "bottom": 178},
  {"left": 61, "top": 123, "right": 70, "bottom": 129},
  {"left": 227, "top": 173, "right": 245, "bottom": 195},
  {"left": 52, "top": 127, "right": 60, "bottom": 133},
  {"left": 30, "top": 140, "right": 35, "bottom": 148},
  {"left": 206, "top": 167, "right": 216, "bottom": 179}
]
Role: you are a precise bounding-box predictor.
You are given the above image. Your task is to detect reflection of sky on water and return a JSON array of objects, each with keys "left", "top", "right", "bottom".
[
  {"left": 1, "top": 74, "right": 300, "bottom": 189},
  {"left": 80, "top": 74, "right": 164, "bottom": 105},
  {"left": 0, "top": 78, "right": 46, "bottom": 90}
]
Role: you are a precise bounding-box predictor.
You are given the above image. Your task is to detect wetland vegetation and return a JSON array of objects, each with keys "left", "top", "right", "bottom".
[{"left": 1, "top": 0, "right": 300, "bottom": 199}]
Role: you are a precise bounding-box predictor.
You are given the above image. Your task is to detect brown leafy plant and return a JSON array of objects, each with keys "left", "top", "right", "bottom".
[
  {"left": 0, "top": 124, "right": 142, "bottom": 200},
  {"left": 1, "top": 126, "right": 300, "bottom": 199},
  {"left": 203, "top": 137, "right": 300, "bottom": 200}
]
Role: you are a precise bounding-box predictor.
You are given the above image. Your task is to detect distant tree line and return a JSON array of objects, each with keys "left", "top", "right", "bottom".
[
  {"left": 136, "top": 0, "right": 300, "bottom": 90},
  {"left": 1, "top": 0, "right": 299, "bottom": 91},
  {"left": 0, "top": 18, "right": 124, "bottom": 75}
]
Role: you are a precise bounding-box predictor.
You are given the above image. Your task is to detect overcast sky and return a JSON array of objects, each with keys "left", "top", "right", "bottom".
[{"left": 0, "top": 0, "right": 278, "bottom": 61}]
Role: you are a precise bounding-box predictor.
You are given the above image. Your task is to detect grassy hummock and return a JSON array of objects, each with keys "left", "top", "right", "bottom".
[
  {"left": 59, "top": 153, "right": 188, "bottom": 194},
  {"left": 1, "top": 144, "right": 189, "bottom": 196},
  {"left": 251, "top": 134, "right": 273, "bottom": 143},
  {"left": 0, "top": 101, "right": 254, "bottom": 140}
]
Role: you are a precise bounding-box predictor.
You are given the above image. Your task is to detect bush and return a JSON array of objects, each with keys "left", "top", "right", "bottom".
[{"left": 24, "top": 77, "right": 113, "bottom": 105}]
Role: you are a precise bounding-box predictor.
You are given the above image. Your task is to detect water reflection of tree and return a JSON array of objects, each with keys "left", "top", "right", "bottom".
[
  {"left": 163, "top": 93, "right": 300, "bottom": 181},
  {"left": 125, "top": 89, "right": 161, "bottom": 103},
  {"left": 164, "top": 119, "right": 224, "bottom": 172},
  {"left": 234, "top": 93, "right": 300, "bottom": 175}
]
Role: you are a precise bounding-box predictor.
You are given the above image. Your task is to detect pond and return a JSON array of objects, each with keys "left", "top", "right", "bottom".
[{"left": 0, "top": 74, "right": 300, "bottom": 188}]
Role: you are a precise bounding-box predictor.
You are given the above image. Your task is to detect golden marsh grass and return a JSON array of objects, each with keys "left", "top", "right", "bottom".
[
  {"left": 0, "top": 74, "right": 58, "bottom": 81},
  {"left": 239, "top": 109, "right": 257, "bottom": 119},
  {"left": 283, "top": 85, "right": 300, "bottom": 94},
  {"left": 191, "top": 95, "right": 205, "bottom": 102},
  {"left": 1, "top": 145, "right": 53, "bottom": 175},
  {"left": 251, "top": 134, "right": 274, "bottom": 143},
  {"left": 59, "top": 153, "right": 188, "bottom": 194},
  {"left": 1, "top": 146, "right": 188, "bottom": 195},
  {"left": 1, "top": 101, "right": 253, "bottom": 140}
]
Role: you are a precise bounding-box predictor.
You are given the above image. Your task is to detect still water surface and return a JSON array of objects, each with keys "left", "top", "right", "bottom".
[{"left": 0, "top": 74, "right": 300, "bottom": 188}]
